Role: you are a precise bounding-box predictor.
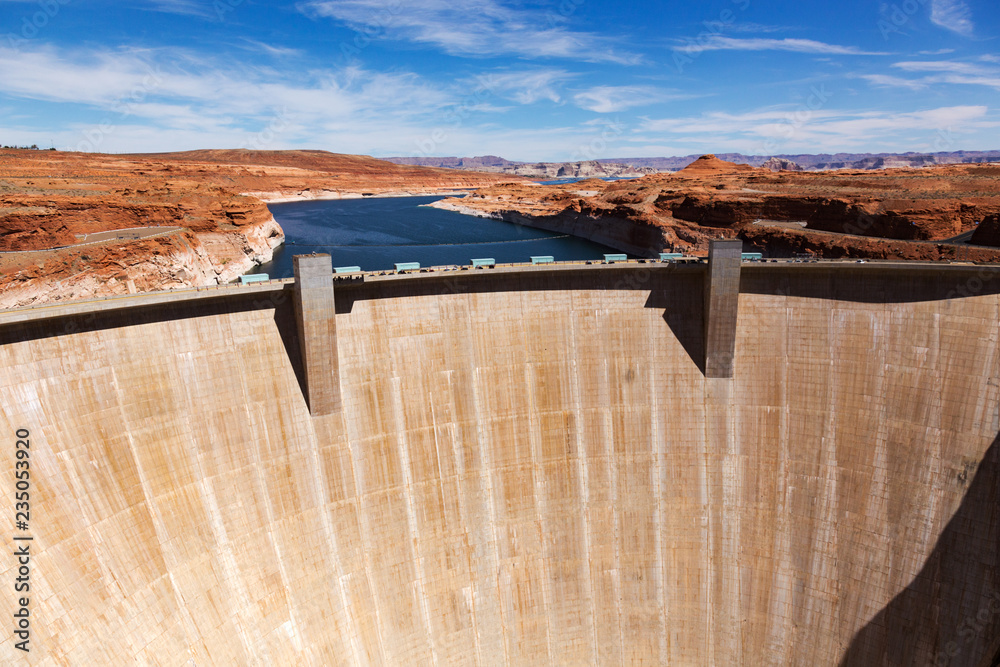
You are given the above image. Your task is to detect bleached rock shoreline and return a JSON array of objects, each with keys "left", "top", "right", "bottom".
[
  {"left": 0, "top": 216, "right": 285, "bottom": 310},
  {"left": 248, "top": 189, "right": 476, "bottom": 204},
  {"left": 427, "top": 198, "right": 668, "bottom": 258}
]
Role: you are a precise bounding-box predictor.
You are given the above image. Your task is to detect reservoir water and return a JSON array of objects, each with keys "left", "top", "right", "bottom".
[{"left": 256, "top": 195, "right": 620, "bottom": 278}]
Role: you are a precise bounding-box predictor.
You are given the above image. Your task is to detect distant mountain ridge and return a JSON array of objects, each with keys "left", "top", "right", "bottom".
[
  {"left": 382, "top": 155, "right": 657, "bottom": 178},
  {"left": 383, "top": 150, "right": 1000, "bottom": 173}
]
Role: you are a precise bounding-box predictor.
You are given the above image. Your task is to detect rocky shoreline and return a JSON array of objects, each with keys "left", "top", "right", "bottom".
[
  {"left": 0, "top": 216, "right": 285, "bottom": 309},
  {"left": 251, "top": 188, "right": 477, "bottom": 204},
  {"left": 429, "top": 199, "right": 670, "bottom": 258}
]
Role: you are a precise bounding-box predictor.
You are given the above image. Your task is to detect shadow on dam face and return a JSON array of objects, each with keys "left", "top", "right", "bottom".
[
  {"left": 841, "top": 432, "right": 1000, "bottom": 667},
  {"left": 2, "top": 263, "right": 1000, "bottom": 665},
  {"left": 740, "top": 264, "right": 1000, "bottom": 304}
]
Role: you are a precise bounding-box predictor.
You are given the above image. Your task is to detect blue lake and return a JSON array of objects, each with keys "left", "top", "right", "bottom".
[{"left": 256, "top": 195, "right": 621, "bottom": 278}]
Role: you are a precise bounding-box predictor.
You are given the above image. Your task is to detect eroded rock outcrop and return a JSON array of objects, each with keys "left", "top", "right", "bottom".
[
  {"left": 971, "top": 213, "right": 1000, "bottom": 247},
  {"left": 381, "top": 155, "right": 658, "bottom": 178},
  {"left": 0, "top": 217, "right": 285, "bottom": 309},
  {"left": 760, "top": 156, "right": 803, "bottom": 171},
  {"left": 431, "top": 155, "right": 1000, "bottom": 260}
]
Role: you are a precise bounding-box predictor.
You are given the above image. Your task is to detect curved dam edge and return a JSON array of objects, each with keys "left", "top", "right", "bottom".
[{"left": 1, "top": 261, "right": 998, "bottom": 665}]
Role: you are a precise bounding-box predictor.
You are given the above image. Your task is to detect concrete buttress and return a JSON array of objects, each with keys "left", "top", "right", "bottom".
[
  {"left": 704, "top": 239, "right": 743, "bottom": 378},
  {"left": 293, "top": 253, "right": 341, "bottom": 415}
]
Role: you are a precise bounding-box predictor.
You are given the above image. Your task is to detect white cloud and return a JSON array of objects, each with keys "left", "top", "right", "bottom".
[
  {"left": 300, "top": 0, "right": 640, "bottom": 64},
  {"left": 0, "top": 46, "right": 154, "bottom": 106},
  {"left": 1, "top": 117, "right": 639, "bottom": 162},
  {"left": 472, "top": 69, "right": 573, "bottom": 105},
  {"left": 724, "top": 23, "right": 797, "bottom": 34},
  {"left": 238, "top": 39, "right": 302, "bottom": 58},
  {"left": 859, "top": 74, "right": 928, "bottom": 90},
  {"left": 930, "top": 0, "right": 974, "bottom": 36},
  {"left": 573, "top": 86, "right": 693, "bottom": 113},
  {"left": 889, "top": 60, "right": 1000, "bottom": 89},
  {"left": 673, "top": 36, "right": 888, "bottom": 56},
  {"left": 639, "top": 105, "right": 994, "bottom": 153},
  {"left": 0, "top": 44, "right": 457, "bottom": 145},
  {"left": 894, "top": 60, "right": 990, "bottom": 74},
  {"left": 0, "top": 44, "right": 611, "bottom": 159},
  {"left": 3, "top": 101, "right": 997, "bottom": 161},
  {"left": 142, "top": 0, "right": 218, "bottom": 19},
  {"left": 927, "top": 73, "right": 1000, "bottom": 88},
  {"left": 641, "top": 109, "right": 840, "bottom": 136}
]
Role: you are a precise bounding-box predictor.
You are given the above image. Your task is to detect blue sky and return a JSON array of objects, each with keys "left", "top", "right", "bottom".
[{"left": 0, "top": 0, "right": 997, "bottom": 160}]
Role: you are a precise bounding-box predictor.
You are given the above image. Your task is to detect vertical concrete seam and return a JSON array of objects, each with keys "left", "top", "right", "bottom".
[
  {"left": 767, "top": 289, "right": 793, "bottom": 663},
  {"left": 444, "top": 295, "right": 487, "bottom": 666},
  {"left": 568, "top": 299, "right": 599, "bottom": 665},
  {"left": 111, "top": 368, "right": 204, "bottom": 661},
  {"left": 391, "top": 377, "right": 440, "bottom": 666},
  {"left": 471, "top": 361, "right": 509, "bottom": 666},
  {"left": 601, "top": 354, "right": 626, "bottom": 665},
  {"left": 338, "top": 297, "right": 389, "bottom": 664},
  {"left": 648, "top": 304, "right": 670, "bottom": 665},
  {"left": 177, "top": 348, "right": 261, "bottom": 664},
  {"left": 247, "top": 402, "right": 308, "bottom": 656},
  {"left": 525, "top": 360, "right": 557, "bottom": 665},
  {"left": 304, "top": 417, "right": 364, "bottom": 666}
]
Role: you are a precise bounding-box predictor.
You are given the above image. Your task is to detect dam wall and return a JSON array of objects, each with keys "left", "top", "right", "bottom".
[{"left": 1, "top": 262, "right": 998, "bottom": 665}]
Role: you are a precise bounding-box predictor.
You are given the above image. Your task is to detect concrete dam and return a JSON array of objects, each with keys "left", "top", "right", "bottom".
[{"left": 1, "top": 245, "right": 999, "bottom": 665}]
